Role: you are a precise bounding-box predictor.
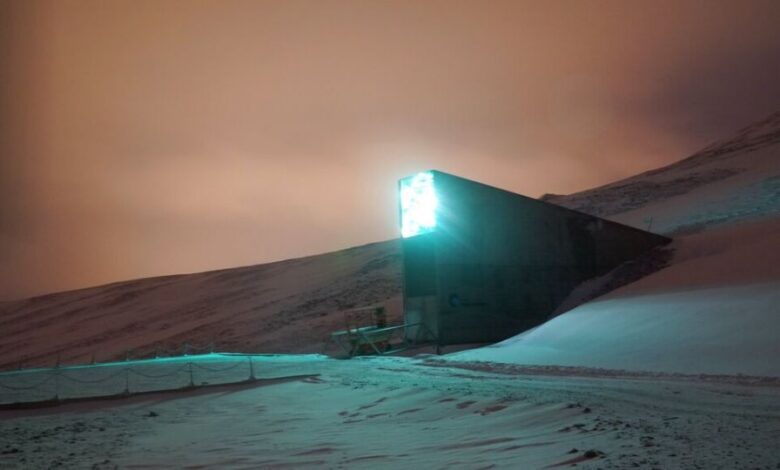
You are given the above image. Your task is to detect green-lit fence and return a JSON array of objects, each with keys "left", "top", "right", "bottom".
[
  {"left": 3, "top": 341, "right": 219, "bottom": 373},
  {"left": 0, "top": 353, "right": 260, "bottom": 407}
]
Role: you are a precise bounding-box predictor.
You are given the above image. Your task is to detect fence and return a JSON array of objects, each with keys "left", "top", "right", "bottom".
[
  {"left": 0, "top": 353, "right": 262, "bottom": 407},
  {"left": 8, "top": 341, "right": 219, "bottom": 372}
]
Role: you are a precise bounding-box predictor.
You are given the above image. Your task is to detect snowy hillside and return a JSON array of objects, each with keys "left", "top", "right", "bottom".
[
  {"left": 543, "top": 111, "right": 780, "bottom": 234},
  {"left": 456, "top": 112, "right": 780, "bottom": 376},
  {"left": 0, "top": 241, "right": 402, "bottom": 370}
]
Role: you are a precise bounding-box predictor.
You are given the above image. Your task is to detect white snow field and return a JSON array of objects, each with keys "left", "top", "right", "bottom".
[
  {"left": 1, "top": 112, "right": 780, "bottom": 469},
  {"left": 1, "top": 355, "right": 779, "bottom": 469}
]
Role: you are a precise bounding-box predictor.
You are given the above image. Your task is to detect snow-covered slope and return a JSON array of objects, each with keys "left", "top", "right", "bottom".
[
  {"left": 543, "top": 111, "right": 780, "bottom": 234},
  {"left": 455, "top": 112, "right": 780, "bottom": 376},
  {"left": 0, "top": 241, "right": 402, "bottom": 369},
  {"left": 453, "top": 218, "right": 780, "bottom": 375}
]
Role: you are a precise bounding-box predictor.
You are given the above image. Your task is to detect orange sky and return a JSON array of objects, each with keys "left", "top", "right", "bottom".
[{"left": 2, "top": 0, "right": 780, "bottom": 299}]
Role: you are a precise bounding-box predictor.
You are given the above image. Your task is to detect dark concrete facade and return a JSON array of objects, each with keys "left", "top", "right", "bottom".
[{"left": 401, "top": 170, "right": 671, "bottom": 346}]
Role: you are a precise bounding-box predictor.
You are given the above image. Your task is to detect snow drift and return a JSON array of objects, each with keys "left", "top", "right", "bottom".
[{"left": 455, "top": 112, "right": 780, "bottom": 376}]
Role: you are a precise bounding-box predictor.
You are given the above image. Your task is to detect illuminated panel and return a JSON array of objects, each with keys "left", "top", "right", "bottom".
[{"left": 400, "top": 171, "right": 438, "bottom": 238}]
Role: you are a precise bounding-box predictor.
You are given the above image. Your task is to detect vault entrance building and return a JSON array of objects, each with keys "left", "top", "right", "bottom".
[{"left": 400, "top": 170, "right": 670, "bottom": 346}]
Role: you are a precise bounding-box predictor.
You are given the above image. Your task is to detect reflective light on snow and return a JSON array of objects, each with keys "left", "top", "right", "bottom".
[{"left": 399, "top": 171, "right": 438, "bottom": 238}]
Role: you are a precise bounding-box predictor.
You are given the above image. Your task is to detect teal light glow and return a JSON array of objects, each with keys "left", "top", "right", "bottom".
[{"left": 399, "top": 171, "right": 438, "bottom": 238}]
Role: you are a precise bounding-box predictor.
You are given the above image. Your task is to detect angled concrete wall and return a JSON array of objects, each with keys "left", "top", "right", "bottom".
[{"left": 402, "top": 171, "right": 670, "bottom": 346}]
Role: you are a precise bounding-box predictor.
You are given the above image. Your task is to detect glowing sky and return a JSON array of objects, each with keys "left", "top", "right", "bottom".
[{"left": 2, "top": 0, "right": 779, "bottom": 299}]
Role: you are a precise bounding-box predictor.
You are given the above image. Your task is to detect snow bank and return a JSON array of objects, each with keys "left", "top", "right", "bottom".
[
  {"left": 450, "top": 218, "right": 780, "bottom": 376},
  {"left": 454, "top": 112, "right": 780, "bottom": 376}
]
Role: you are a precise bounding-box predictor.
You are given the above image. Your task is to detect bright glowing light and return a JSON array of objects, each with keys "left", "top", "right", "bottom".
[{"left": 400, "top": 171, "right": 438, "bottom": 238}]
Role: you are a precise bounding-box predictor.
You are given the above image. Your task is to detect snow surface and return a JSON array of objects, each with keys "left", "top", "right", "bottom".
[{"left": 2, "top": 355, "right": 779, "bottom": 469}]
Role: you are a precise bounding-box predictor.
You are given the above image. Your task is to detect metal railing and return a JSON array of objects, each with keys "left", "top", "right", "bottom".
[{"left": 329, "top": 322, "right": 437, "bottom": 357}]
